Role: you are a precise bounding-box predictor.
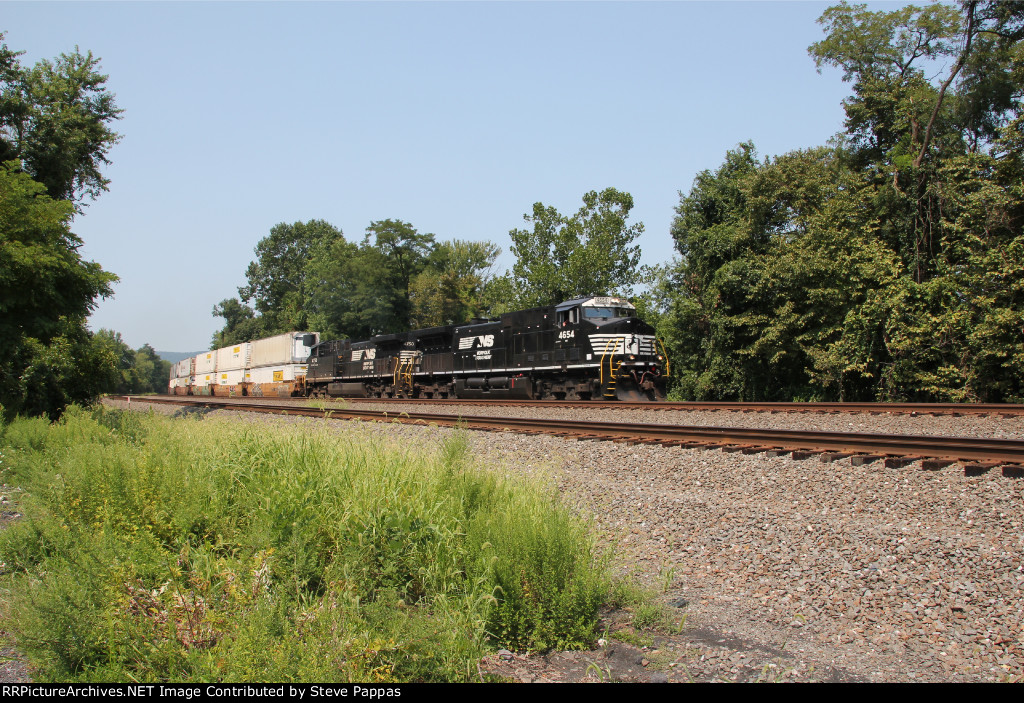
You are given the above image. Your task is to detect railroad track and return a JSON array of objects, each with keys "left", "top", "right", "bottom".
[
  {"left": 156, "top": 394, "right": 1024, "bottom": 415},
  {"left": 119, "top": 396, "right": 1024, "bottom": 477}
]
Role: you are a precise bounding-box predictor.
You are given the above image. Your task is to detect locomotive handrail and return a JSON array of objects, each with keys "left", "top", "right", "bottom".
[
  {"left": 392, "top": 355, "right": 415, "bottom": 396},
  {"left": 657, "top": 338, "right": 671, "bottom": 376},
  {"left": 599, "top": 337, "right": 616, "bottom": 387}
]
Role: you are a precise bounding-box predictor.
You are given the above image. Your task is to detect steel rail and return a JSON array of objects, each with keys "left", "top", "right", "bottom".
[
  {"left": 153, "top": 394, "right": 1024, "bottom": 415},
  {"left": 337, "top": 398, "right": 1024, "bottom": 415},
  {"left": 121, "top": 396, "right": 1024, "bottom": 466}
]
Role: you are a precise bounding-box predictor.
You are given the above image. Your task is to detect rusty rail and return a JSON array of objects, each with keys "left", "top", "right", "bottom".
[{"left": 118, "top": 396, "right": 1024, "bottom": 473}]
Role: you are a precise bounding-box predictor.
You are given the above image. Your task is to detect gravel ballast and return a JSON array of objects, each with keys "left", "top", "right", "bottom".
[{"left": 106, "top": 399, "right": 1024, "bottom": 682}]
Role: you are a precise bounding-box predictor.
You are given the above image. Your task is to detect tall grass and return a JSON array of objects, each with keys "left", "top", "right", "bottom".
[{"left": 0, "top": 407, "right": 609, "bottom": 682}]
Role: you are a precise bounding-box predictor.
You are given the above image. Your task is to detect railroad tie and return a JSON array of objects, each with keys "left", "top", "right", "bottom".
[
  {"left": 921, "top": 458, "right": 956, "bottom": 471},
  {"left": 850, "top": 454, "right": 885, "bottom": 466},
  {"left": 963, "top": 462, "right": 1000, "bottom": 476},
  {"left": 819, "top": 452, "right": 856, "bottom": 463},
  {"left": 884, "top": 456, "right": 924, "bottom": 469}
]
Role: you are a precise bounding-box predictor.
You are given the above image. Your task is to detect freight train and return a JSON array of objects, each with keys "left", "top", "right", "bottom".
[{"left": 169, "top": 296, "right": 668, "bottom": 401}]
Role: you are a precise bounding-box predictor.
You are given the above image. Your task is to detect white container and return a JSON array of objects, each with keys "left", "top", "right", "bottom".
[
  {"left": 195, "top": 351, "right": 216, "bottom": 375},
  {"left": 216, "top": 343, "right": 251, "bottom": 372},
  {"left": 216, "top": 368, "right": 247, "bottom": 385},
  {"left": 247, "top": 364, "right": 306, "bottom": 384},
  {"left": 174, "top": 358, "right": 193, "bottom": 379}
]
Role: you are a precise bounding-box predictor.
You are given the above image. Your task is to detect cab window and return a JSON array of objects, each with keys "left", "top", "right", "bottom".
[{"left": 557, "top": 307, "right": 580, "bottom": 325}]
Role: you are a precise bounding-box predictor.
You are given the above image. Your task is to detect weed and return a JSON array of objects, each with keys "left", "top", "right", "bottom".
[
  {"left": 631, "top": 602, "right": 663, "bottom": 630},
  {"left": 585, "top": 661, "right": 612, "bottom": 682},
  {"left": 0, "top": 407, "right": 615, "bottom": 681},
  {"left": 676, "top": 613, "right": 689, "bottom": 634},
  {"left": 658, "top": 562, "right": 677, "bottom": 594},
  {"left": 609, "top": 628, "right": 654, "bottom": 648}
]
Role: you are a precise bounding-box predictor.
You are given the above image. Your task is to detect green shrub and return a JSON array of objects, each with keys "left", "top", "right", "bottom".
[{"left": 0, "top": 409, "right": 614, "bottom": 682}]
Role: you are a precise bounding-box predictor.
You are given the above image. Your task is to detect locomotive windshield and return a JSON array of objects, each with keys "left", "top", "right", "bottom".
[{"left": 582, "top": 306, "right": 634, "bottom": 320}]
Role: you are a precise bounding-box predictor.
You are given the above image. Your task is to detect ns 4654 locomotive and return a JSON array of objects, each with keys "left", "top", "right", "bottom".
[{"left": 306, "top": 295, "right": 668, "bottom": 401}]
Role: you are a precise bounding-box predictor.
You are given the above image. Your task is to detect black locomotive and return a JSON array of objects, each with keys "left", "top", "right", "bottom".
[{"left": 305, "top": 296, "right": 667, "bottom": 401}]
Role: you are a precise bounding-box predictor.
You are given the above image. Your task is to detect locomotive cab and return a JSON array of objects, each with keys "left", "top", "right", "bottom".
[{"left": 558, "top": 296, "right": 666, "bottom": 401}]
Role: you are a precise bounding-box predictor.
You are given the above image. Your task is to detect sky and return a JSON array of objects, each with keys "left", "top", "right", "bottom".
[{"left": 4, "top": 0, "right": 863, "bottom": 353}]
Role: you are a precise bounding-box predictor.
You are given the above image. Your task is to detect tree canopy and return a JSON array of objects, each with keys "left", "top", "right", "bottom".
[
  {"left": 0, "top": 34, "right": 122, "bottom": 205},
  {"left": 0, "top": 162, "right": 118, "bottom": 418},
  {"left": 0, "top": 34, "right": 123, "bottom": 419},
  {"left": 656, "top": 1, "right": 1024, "bottom": 402},
  {"left": 214, "top": 218, "right": 501, "bottom": 345},
  {"left": 501, "top": 187, "right": 644, "bottom": 310}
]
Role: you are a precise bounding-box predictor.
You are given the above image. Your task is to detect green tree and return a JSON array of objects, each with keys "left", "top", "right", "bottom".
[
  {"left": 666, "top": 143, "right": 770, "bottom": 400},
  {"left": 91, "top": 329, "right": 135, "bottom": 394},
  {"left": 230, "top": 219, "right": 346, "bottom": 338},
  {"left": 211, "top": 297, "right": 261, "bottom": 348},
  {"left": 507, "top": 188, "right": 644, "bottom": 308},
  {"left": 130, "top": 343, "right": 171, "bottom": 393},
  {"left": 661, "top": 1, "right": 1024, "bottom": 403},
  {"left": 0, "top": 35, "right": 121, "bottom": 419},
  {"left": 808, "top": 1, "right": 1024, "bottom": 284},
  {"left": 409, "top": 239, "right": 501, "bottom": 327},
  {"left": 364, "top": 219, "right": 436, "bottom": 329},
  {"left": 306, "top": 240, "right": 396, "bottom": 340},
  {"left": 0, "top": 162, "right": 117, "bottom": 418},
  {"left": 0, "top": 34, "right": 122, "bottom": 204}
]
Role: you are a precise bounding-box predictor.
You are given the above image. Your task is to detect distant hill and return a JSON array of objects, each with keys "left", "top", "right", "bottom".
[{"left": 157, "top": 351, "right": 206, "bottom": 364}]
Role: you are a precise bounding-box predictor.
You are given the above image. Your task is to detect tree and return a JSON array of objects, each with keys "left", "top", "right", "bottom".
[
  {"left": 659, "top": 1, "right": 1024, "bottom": 403},
  {"left": 305, "top": 240, "right": 396, "bottom": 340},
  {"left": 363, "top": 219, "right": 436, "bottom": 329},
  {"left": 808, "top": 2, "right": 1024, "bottom": 284},
  {"left": 0, "top": 162, "right": 117, "bottom": 418},
  {"left": 132, "top": 343, "right": 172, "bottom": 394},
  {"left": 0, "top": 35, "right": 122, "bottom": 419},
  {"left": 409, "top": 239, "right": 501, "bottom": 327},
  {"left": 507, "top": 188, "right": 644, "bottom": 308},
  {"left": 0, "top": 34, "right": 122, "bottom": 204},
  {"left": 231, "top": 219, "right": 346, "bottom": 337},
  {"left": 211, "top": 297, "right": 260, "bottom": 348}
]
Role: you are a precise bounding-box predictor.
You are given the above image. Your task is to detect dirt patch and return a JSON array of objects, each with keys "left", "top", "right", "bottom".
[{"left": 479, "top": 600, "right": 869, "bottom": 683}]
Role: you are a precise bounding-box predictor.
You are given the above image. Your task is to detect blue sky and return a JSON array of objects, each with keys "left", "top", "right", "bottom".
[{"left": 4, "top": 1, "right": 860, "bottom": 352}]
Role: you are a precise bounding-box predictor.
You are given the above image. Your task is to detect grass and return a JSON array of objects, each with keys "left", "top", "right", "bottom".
[
  {"left": 303, "top": 397, "right": 351, "bottom": 412},
  {"left": 0, "top": 406, "right": 615, "bottom": 682}
]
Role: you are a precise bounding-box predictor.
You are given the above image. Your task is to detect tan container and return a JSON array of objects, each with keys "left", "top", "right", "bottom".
[{"left": 250, "top": 332, "right": 318, "bottom": 368}]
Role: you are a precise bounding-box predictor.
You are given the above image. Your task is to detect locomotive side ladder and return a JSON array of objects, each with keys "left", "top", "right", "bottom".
[
  {"left": 392, "top": 356, "right": 415, "bottom": 396},
  {"left": 599, "top": 338, "right": 622, "bottom": 399}
]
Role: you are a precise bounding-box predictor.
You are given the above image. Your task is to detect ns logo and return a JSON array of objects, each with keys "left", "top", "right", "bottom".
[{"left": 458, "top": 334, "right": 495, "bottom": 350}]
